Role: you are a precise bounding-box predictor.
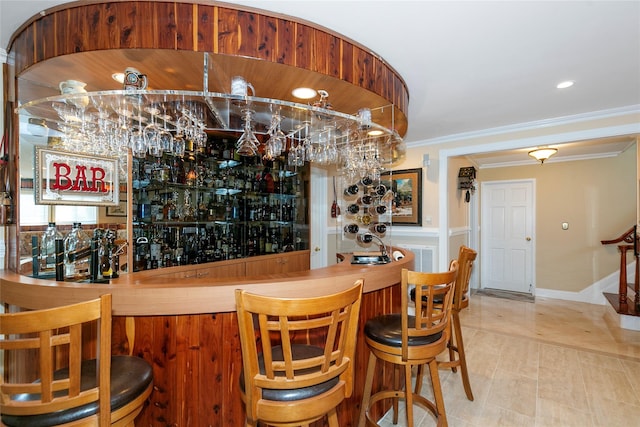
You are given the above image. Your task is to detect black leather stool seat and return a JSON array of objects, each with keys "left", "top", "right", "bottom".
[
  {"left": 2, "top": 355, "right": 153, "bottom": 427},
  {"left": 240, "top": 344, "right": 339, "bottom": 401},
  {"left": 365, "top": 314, "right": 443, "bottom": 347},
  {"left": 409, "top": 288, "right": 444, "bottom": 305}
]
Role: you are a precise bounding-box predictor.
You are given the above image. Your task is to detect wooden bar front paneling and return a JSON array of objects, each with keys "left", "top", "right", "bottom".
[{"left": 108, "top": 280, "right": 401, "bottom": 425}]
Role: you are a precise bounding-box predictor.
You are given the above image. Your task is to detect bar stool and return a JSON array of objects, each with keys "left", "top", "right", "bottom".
[
  {"left": 359, "top": 265, "right": 457, "bottom": 427},
  {"left": 0, "top": 294, "right": 153, "bottom": 427},
  {"left": 235, "top": 280, "right": 363, "bottom": 427},
  {"left": 436, "top": 246, "right": 477, "bottom": 400},
  {"left": 413, "top": 246, "right": 477, "bottom": 401}
]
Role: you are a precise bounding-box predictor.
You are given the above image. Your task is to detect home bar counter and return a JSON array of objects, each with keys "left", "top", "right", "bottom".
[
  {"left": 0, "top": 250, "right": 413, "bottom": 425},
  {"left": 3, "top": 1, "right": 414, "bottom": 424}
]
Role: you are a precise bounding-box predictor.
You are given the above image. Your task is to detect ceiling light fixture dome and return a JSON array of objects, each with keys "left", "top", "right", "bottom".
[
  {"left": 528, "top": 147, "right": 558, "bottom": 164},
  {"left": 556, "top": 80, "right": 574, "bottom": 89},
  {"left": 291, "top": 87, "right": 317, "bottom": 99}
]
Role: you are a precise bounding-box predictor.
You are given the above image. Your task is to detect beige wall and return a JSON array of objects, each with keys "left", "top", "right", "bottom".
[
  {"left": 448, "top": 156, "right": 473, "bottom": 229},
  {"left": 478, "top": 145, "right": 636, "bottom": 292}
]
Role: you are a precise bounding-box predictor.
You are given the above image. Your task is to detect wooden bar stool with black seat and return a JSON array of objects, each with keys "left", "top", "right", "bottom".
[
  {"left": 0, "top": 294, "right": 153, "bottom": 427},
  {"left": 236, "top": 280, "right": 363, "bottom": 427},
  {"left": 436, "top": 246, "right": 477, "bottom": 400},
  {"left": 413, "top": 246, "right": 477, "bottom": 401},
  {"left": 359, "top": 265, "right": 457, "bottom": 427}
]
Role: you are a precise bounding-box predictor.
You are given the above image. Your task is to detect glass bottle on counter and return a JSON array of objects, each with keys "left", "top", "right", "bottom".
[
  {"left": 64, "top": 222, "right": 91, "bottom": 282},
  {"left": 40, "top": 222, "right": 63, "bottom": 274}
]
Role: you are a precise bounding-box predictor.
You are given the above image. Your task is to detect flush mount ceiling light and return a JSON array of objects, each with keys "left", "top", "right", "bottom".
[
  {"left": 556, "top": 80, "right": 574, "bottom": 89},
  {"left": 291, "top": 87, "right": 317, "bottom": 99},
  {"left": 528, "top": 147, "right": 558, "bottom": 164}
]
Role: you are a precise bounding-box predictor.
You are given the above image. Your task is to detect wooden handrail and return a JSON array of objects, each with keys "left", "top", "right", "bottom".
[
  {"left": 602, "top": 226, "right": 639, "bottom": 314},
  {"left": 601, "top": 225, "right": 638, "bottom": 246}
]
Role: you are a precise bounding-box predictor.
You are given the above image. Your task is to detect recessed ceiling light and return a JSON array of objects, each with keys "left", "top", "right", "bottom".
[
  {"left": 292, "top": 87, "right": 317, "bottom": 99},
  {"left": 367, "top": 130, "right": 384, "bottom": 136},
  {"left": 556, "top": 80, "right": 574, "bottom": 89},
  {"left": 112, "top": 72, "right": 125, "bottom": 84}
]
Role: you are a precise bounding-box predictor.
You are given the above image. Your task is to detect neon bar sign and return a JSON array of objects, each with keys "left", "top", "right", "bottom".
[{"left": 35, "top": 147, "right": 120, "bottom": 206}]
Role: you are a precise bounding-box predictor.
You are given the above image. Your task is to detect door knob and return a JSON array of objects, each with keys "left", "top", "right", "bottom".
[
  {"left": 314, "top": 247, "right": 321, "bottom": 252},
  {"left": 526, "top": 237, "right": 532, "bottom": 241}
]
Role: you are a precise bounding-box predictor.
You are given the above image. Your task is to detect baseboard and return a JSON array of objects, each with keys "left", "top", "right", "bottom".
[{"left": 535, "top": 261, "right": 635, "bottom": 305}]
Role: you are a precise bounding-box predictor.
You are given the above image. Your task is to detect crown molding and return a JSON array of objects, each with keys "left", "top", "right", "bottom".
[{"left": 409, "top": 105, "right": 640, "bottom": 148}]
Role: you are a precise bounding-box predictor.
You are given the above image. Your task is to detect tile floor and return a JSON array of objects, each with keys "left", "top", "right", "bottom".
[{"left": 376, "top": 294, "right": 640, "bottom": 427}]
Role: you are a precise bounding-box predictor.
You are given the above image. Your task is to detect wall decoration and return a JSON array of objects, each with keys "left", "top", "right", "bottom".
[
  {"left": 34, "top": 147, "right": 119, "bottom": 206},
  {"left": 382, "top": 168, "right": 422, "bottom": 226},
  {"left": 105, "top": 200, "right": 127, "bottom": 217}
]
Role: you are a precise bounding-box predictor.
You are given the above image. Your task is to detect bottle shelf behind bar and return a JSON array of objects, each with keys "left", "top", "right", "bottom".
[{"left": 131, "top": 139, "right": 309, "bottom": 271}]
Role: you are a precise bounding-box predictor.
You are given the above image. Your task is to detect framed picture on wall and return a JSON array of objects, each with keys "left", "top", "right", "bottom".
[
  {"left": 381, "top": 168, "right": 422, "bottom": 226},
  {"left": 105, "top": 200, "right": 127, "bottom": 217}
]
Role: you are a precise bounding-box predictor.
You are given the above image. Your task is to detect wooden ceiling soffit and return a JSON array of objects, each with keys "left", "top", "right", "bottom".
[{"left": 8, "top": 1, "right": 409, "bottom": 136}]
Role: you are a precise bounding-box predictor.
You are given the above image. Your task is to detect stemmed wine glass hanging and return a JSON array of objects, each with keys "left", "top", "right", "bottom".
[
  {"left": 22, "top": 71, "right": 405, "bottom": 181},
  {"left": 235, "top": 109, "right": 260, "bottom": 157},
  {"left": 263, "top": 108, "right": 286, "bottom": 160}
]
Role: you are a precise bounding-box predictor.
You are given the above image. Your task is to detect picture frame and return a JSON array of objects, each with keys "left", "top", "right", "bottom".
[
  {"left": 381, "top": 168, "right": 422, "bottom": 226},
  {"left": 105, "top": 200, "right": 127, "bottom": 217}
]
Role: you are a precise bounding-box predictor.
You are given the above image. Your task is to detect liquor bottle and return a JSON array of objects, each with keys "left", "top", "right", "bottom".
[
  {"left": 221, "top": 234, "right": 229, "bottom": 259},
  {"left": 361, "top": 176, "right": 373, "bottom": 186},
  {"left": 198, "top": 194, "right": 208, "bottom": 221},
  {"left": 258, "top": 225, "right": 266, "bottom": 254},
  {"left": 247, "top": 227, "right": 257, "bottom": 256},
  {"left": 63, "top": 222, "right": 91, "bottom": 282},
  {"left": 358, "top": 233, "right": 374, "bottom": 244},
  {"left": 175, "top": 158, "right": 186, "bottom": 184},
  {"left": 207, "top": 196, "right": 216, "bottom": 221},
  {"left": 163, "top": 192, "right": 177, "bottom": 221},
  {"left": 138, "top": 189, "right": 151, "bottom": 222},
  {"left": 357, "top": 195, "right": 373, "bottom": 206},
  {"left": 182, "top": 190, "right": 195, "bottom": 221},
  {"left": 347, "top": 204, "right": 359, "bottom": 214},
  {"left": 262, "top": 199, "right": 271, "bottom": 221},
  {"left": 264, "top": 230, "right": 273, "bottom": 253},
  {"left": 283, "top": 231, "right": 295, "bottom": 252},
  {"left": 374, "top": 204, "right": 387, "bottom": 215},
  {"left": 222, "top": 139, "right": 232, "bottom": 160},
  {"left": 344, "top": 224, "right": 359, "bottom": 234},
  {"left": 40, "top": 222, "right": 63, "bottom": 274},
  {"left": 231, "top": 196, "right": 240, "bottom": 220},
  {"left": 151, "top": 193, "right": 163, "bottom": 221},
  {"left": 224, "top": 196, "right": 232, "bottom": 221},
  {"left": 344, "top": 184, "right": 359, "bottom": 196},
  {"left": 271, "top": 229, "right": 280, "bottom": 253},
  {"left": 370, "top": 223, "right": 387, "bottom": 234}
]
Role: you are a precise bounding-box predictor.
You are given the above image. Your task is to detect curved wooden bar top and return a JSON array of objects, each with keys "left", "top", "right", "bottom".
[
  {"left": 1, "top": 251, "right": 412, "bottom": 425},
  {"left": 0, "top": 250, "right": 413, "bottom": 315}
]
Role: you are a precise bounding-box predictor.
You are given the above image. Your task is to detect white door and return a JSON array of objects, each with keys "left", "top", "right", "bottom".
[{"left": 480, "top": 180, "right": 535, "bottom": 294}]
